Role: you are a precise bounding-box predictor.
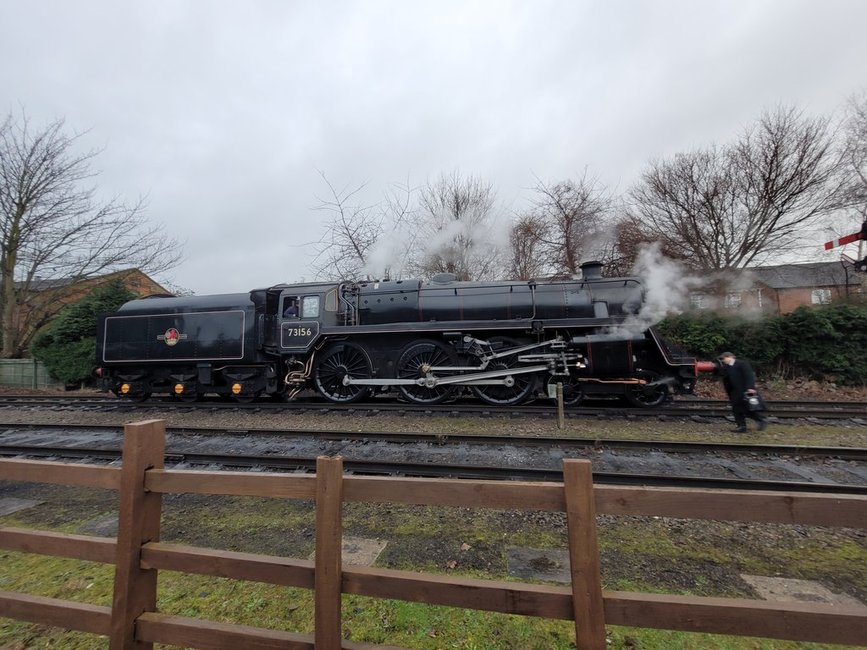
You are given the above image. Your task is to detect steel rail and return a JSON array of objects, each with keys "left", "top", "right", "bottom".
[
  {"left": 0, "top": 395, "right": 864, "bottom": 420},
  {"left": 2, "top": 422, "right": 866, "bottom": 461},
  {"left": 0, "top": 443, "right": 864, "bottom": 495}
]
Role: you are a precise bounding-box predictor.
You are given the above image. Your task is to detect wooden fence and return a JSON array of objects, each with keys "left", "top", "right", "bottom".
[{"left": 0, "top": 418, "right": 865, "bottom": 649}]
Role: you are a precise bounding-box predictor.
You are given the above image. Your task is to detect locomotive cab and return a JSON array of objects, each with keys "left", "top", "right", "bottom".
[{"left": 264, "top": 282, "right": 341, "bottom": 354}]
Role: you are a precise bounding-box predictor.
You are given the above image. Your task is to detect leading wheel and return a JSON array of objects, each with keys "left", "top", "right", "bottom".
[
  {"left": 547, "top": 375, "right": 584, "bottom": 406},
  {"left": 396, "top": 340, "right": 457, "bottom": 405},
  {"left": 471, "top": 336, "right": 535, "bottom": 406},
  {"left": 624, "top": 372, "right": 668, "bottom": 408},
  {"left": 313, "top": 343, "right": 373, "bottom": 403}
]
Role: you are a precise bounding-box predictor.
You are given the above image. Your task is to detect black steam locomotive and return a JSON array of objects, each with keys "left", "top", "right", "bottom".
[{"left": 95, "top": 262, "right": 706, "bottom": 407}]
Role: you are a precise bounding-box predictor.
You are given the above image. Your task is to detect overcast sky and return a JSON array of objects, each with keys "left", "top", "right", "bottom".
[{"left": 2, "top": 1, "right": 865, "bottom": 294}]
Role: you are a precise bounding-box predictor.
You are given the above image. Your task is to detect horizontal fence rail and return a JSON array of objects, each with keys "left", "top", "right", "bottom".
[{"left": 0, "top": 418, "right": 864, "bottom": 649}]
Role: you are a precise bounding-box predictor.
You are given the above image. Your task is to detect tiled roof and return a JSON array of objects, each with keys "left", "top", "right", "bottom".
[
  {"left": 747, "top": 261, "right": 861, "bottom": 289},
  {"left": 14, "top": 269, "right": 166, "bottom": 293},
  {"left": 17, "top": 277, "right": 76, "bottom": 291}
]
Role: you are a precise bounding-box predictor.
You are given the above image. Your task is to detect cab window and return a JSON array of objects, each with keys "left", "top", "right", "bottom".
[
  {"left": 325, "top": 288, "right": 338, "bottom": 312},
  {"left": 282, "top": 297, "right": 299, "bottom": 318},
  {"left": 302, "top": 296, "right": 320, "bottom": 318}
]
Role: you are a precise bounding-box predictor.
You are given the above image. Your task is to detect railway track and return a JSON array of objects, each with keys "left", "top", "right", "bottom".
[
  {"left": 3, "top": 421, "right": 866, "bottom": 460},
  {"left": 0, "top": 394, "right": 865, "bottom": 421},
  {"left": 2, "top": 423, "right": 865, "bottom": 495}
]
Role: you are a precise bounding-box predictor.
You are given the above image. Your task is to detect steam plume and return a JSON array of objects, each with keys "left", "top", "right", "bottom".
[{"left": 612, "top": 243, "right": 706, "bottom": 336}]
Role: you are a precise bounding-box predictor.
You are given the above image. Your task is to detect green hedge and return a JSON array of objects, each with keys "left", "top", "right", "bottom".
[
  {"left": 656, "top": 303, "right": 867, "bottom": 386},
  {"left": 31, "top": 280, "right": 136, "bottom": 386}
]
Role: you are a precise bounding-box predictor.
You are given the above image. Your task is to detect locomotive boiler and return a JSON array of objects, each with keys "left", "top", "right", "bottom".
[{"left": 96, "top": 261, "right": 706, "bottom": 407}]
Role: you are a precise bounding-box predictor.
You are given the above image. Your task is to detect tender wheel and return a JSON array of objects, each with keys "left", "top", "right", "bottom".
[
  {"left": 472, "top": 336, "right": 535, "bottom": 406},
  {"left": 547, "top": 376, "right": 584, "bottom": 406},
  {"left": 117, "top": 391, "right": 151, "bottom": 402},
  {"left": 313, "top": 343, "right": 373, "bottom": 403},
  {"left": 624, "top": 372, "right": 668, "bottom": 408},
  {"left": 396, "top": 340, "right": 457, "bottom": 405}
]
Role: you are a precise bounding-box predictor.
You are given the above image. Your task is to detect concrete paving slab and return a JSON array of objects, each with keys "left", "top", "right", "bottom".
[
  {"left": 0, "top": 497, "right": 42, "bottom": 516},
  {"left": 741, "top": 574, "right": 865, "bottom": 607},
  {"left": 507, "top": 547, "right": 570, "bottom": 583},
  {"left": 309, "top": 536, "right": 388, "bottom": 566}
]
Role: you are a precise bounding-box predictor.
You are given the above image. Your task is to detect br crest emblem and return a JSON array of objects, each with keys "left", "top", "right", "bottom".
[{"left": 157, "top": 327, "right": 187, "bottom": 346}]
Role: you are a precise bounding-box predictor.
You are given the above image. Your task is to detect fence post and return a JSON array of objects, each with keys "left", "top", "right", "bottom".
[
  {"left": 315, "top": 456, "right": 344, "bottom": 649},
  {"left": 563, "top": 459, "right": 606, "bottom": 650},
  {"left": 109, "top": 419, "right": 166, "bottom": 650}
]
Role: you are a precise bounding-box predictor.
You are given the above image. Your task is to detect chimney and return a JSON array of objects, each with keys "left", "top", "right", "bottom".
[{"left": 580, "top": 261, "right": 604, "bottom": 280}]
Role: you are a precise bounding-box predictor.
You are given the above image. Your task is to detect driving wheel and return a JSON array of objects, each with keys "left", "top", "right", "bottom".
[
  {"left": 471, "top": 336, "right": 535, "bottom": 406},
  {"left": 313, "top": 342, "right": 373, "bottom": 403},
  {"left": 396, "top": 340, "right": 457, "bottom": 405}
]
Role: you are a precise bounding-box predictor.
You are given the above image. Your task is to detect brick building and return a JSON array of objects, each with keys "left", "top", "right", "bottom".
[
  {"left": 11, "top": 268, "right": 170, "bottom": 357},
  {"left": 687, "top": 261, "right": 863, "bottom": 315},
  {"left": 20, "top": 268, "right": 170, "bottom": 305}
]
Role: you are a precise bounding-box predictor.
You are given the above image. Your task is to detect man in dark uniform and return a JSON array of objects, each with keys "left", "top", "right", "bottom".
[{"left": 719, "top": 351, "right": 767, "bottom": 432}]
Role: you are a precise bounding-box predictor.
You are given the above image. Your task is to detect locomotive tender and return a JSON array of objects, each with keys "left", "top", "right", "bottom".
[{"left": 95, "top": 261, "right": 705, "bottom": 407}]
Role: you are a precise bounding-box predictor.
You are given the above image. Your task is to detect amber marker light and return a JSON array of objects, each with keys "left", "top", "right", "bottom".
[
  {"left": 174, "top": 384, "right": 184, "bottom": 395},
  {"left": 232, "top": 383, "right": 242, "bottom": 395},
  {"left": 120, "top": 384, "right": 130, "bottom": 394}
]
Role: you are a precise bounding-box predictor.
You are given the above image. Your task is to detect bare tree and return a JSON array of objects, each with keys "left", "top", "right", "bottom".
[
  {"left": 310, "top": 173, "right": 419, "bottom": 281},
  {"left": 627, "top": 106, "right": 851, "bottom": 270},
  {"left": 598, "top": 213, "right": 692, "bottom": 277},
  {"left": 310, "top": 172, "right": 382, "bottom": 281},
  {"left": 411, "top": 170, "right": 504, "bottom": 281},
  {"left": 508, "top": 213, "right": 548, "bottom": 280},
  {"left": 364, "top": 177, "right": 420, "bottom": 280},
  {"left": 843, "top": 91, "right": 867, "bottom": 215},
  {"left": 512, "top": 173, "right": 613, "bottom": 278},
  {"left": 0, "top": 111, "right": 182, "bottom": 357}
]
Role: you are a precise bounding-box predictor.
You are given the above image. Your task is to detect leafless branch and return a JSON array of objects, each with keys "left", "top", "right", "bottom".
[
  {"left": 513, "top": 172, "right": 614, "bottom": 278},
  {"left": 0, "top": 110, "right": 183, "bottom": 356},
  {"left": 626, "top": 105, "right": 852, "bottom": 271},
  {"left": 409, "top": 170, "right": 505, "bottom": 281}
]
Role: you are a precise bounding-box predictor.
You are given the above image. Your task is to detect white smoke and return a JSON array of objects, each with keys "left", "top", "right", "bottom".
[
  {"left": 360, "top": 207, "right": 508, "bottom": 281},
  {"left": 610, "top": 242, "right": 707, "bottom": 336},
  {"left": 361, "top": 223, "right": 417, "bottom": 280}
]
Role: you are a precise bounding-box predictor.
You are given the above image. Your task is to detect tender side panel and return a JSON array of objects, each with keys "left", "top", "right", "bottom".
[{"left": 103, "top": 310, "right": 246, "bottom": 363}]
